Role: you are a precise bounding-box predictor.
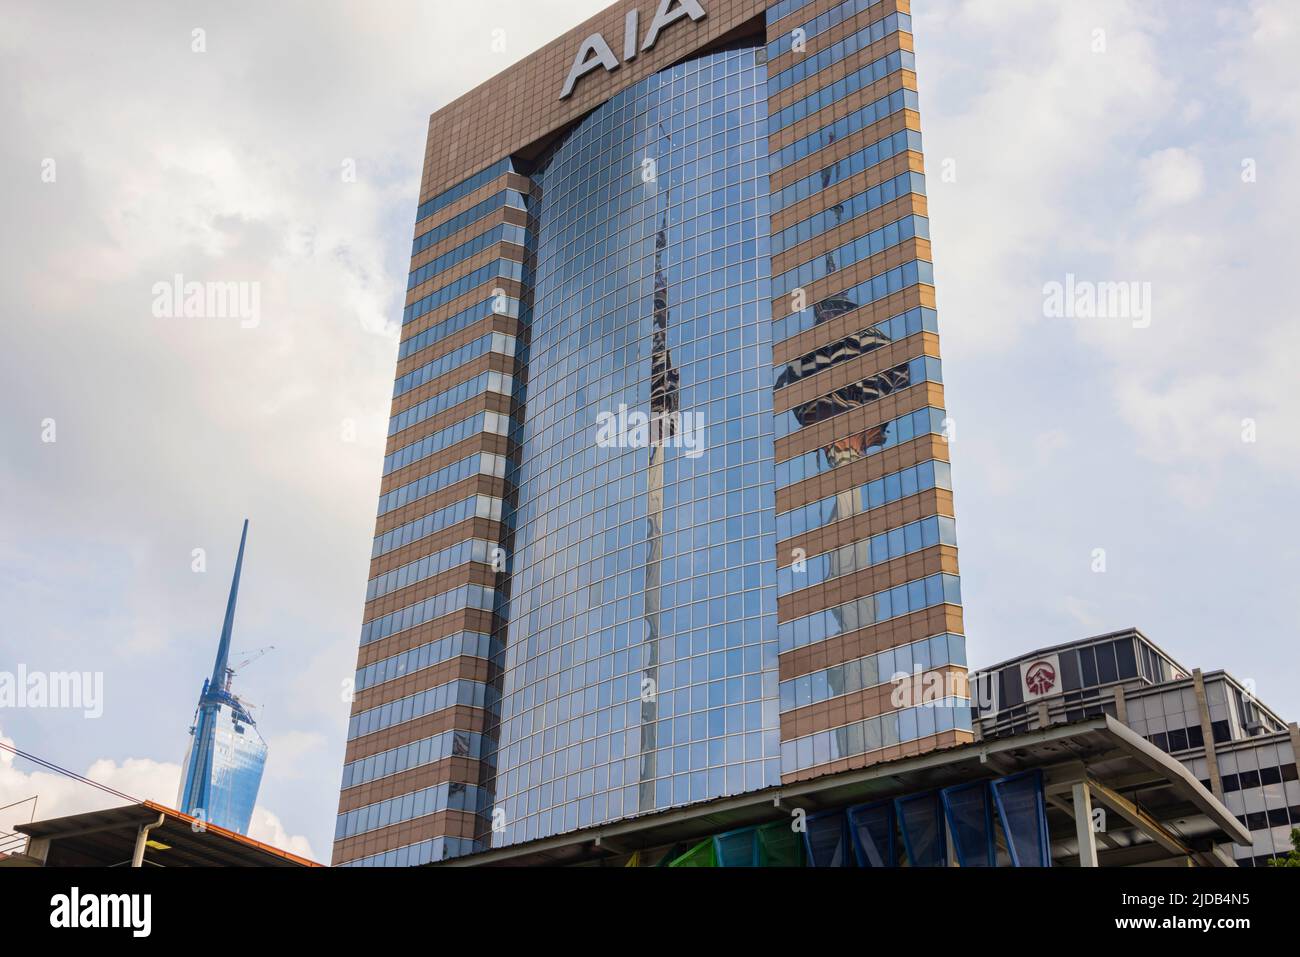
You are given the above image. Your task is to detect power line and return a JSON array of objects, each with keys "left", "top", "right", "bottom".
[{"left": 0, "top": 739, "right": 142, "bottom": 807}]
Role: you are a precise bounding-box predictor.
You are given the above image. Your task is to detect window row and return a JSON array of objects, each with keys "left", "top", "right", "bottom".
[
  {"left": 1223, "top": 761, "right": 1299, "bottom": 794},
  {"left": 523, "top": 289, "right": 772, "bottom": 423},
  {"left": 347, "top": 674, "right": 493, "bottom": 741},
  {"left": 766, "top": 0, "right": 821, "bottom": 27},
  {"left": 408, "top": 223, "right": 525, "bottom": 291},
  {"left": 773, "top": 258, "right": 935, "bottom": 343},
  {"left": 535, "top": 210, "right": 769, "bottom": 310},
  {"left": 504, "top": 516, "right": 777, "bottom": 630},
  {"left": 411, "top": 188, "right": 525, "bottom": 257},
  {"left": 358, "top": 579, "right": 497, "bottom": 648},
  {"left": 388, "top": 370, "right": 511, "bottom": 437},
  {"left": 777, "top": 572, "right": 963, "bottom": 653},
  {"left": 508, "top": 425, "right": 771, "bottom": 518},
  {"left": 777, "top": 457, "right": 952, "bottom": 542},
  {"left": 506, "top": 581, "right": 778, "bottom": 671},
  {"left": 1146, "top": 723, "right": 1207, "bottom": 755},
  {"left": 510, "top": 560, "right": 776, "bottom": 641},
  {"left": 537, "top": 128, "right": 767, "bottom": 260},
  {"left": 510, "top": 373, "right": 773, "bottom": 497},
  {"left": 773, "top": 170, "right": 924, "bottom": 258},
  {"left": 775, "top": 305, "right": 937, "bottom": 390},
  {"left": 415, "top": 157, "right": 514, "bottom": 224},
  {"left": 775, "top": 405, "right": 947, "bottom": 489},
  {"left": 354, "top": 629, "right": 494, "bottom": 693},
  {"left": 518, "top": 315, "right": 769, "bottom": 432},
  {"left": 366, "top": 538, "right": 498, "bottom": 602},
  {"left": 340, "top": 729, "right": 490, "bottom": 791},
  {"left": 509, "top": 494, "right": 774, "bottom": 594},
  {"left": 377, "top": 451, "right": 506, "bottom": 518},
  {"left": 371, "top": 494, "right": 502, "bottom": 559},
  {"left": 770, "top": 13, "right": 912, "bottom": 96},
  {"left": 780, "top": 632, "right": 967, "bottom": 712},
  {"left": 776, "top": 513, "right": 957, "bottom": 597},
  {"left": 398, "top": 294, "right": 518, "bottom": 362},
  {"left": 773, "top": 215, "right": 928, "bottom": 299},
  {"left": 339, "top": 835, "right": 480, "bottom": 868},
  {"left": 334, "top": 779, "right": 487, "bottom": 841},
  {"left": 538, "top": 102, "right": 767, "bottom": 235},
  {"left": 1236, "top": 806, "right": 1300, "bottom": 837},
  {"left": 773, "top": 89, "right": 920, "bottom": 211},
  {"left": 402, "top": 258, "right": 524, "bottom": 325},
  {"left": 767, "top": 0, "right": 903, "bottom": 60},
  {"left": 393, "top": 332, "right": 515, "bottom": 400},
  {"left": 772, "top": 45, "right": 914, "bottom": 140},
  {"left": 537, "top": 82, "right": 764, "bottom": 209},
  {"left": 775, "top": 354, "right": 941, "bottom": 439},
  {"left": 384, "top": 410, "right": 510, "bottom": 478},
  {"left": 510, "top": 463, "right": 754, "bottom": 549},
  {"left": 508, "top": 439, "right": 770, "bottom": 534},
  {"left": 781, "top": 698, "right": 971, "bottom": 772},
  {"left": 772, "top": 83, "right": 918, "bottom": 173}
]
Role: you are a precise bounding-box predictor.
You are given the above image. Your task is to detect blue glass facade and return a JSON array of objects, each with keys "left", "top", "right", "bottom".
[
  {"left": 178, "top": 704, "right": 267, "bottom": 834},
  {"left": 491, "top": 46, "right": 781, "bottom": 847}
]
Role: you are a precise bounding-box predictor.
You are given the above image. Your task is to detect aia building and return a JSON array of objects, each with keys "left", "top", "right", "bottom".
[{"left": 335, "top": 0, "right": 968, "bottom": 867}]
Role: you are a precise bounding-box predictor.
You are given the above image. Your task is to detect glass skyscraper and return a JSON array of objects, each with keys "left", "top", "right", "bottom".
[
  {"left": 336, "top": 0, "right": 970, "bottom": 867},
  {"left": 178, "top": 700, "right": 268, "bottom": 834},
  {"left": 179, "top": 520, "right": 268, "bottom": 835}
]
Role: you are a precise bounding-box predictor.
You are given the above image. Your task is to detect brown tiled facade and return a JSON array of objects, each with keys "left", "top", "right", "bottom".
[{"left": 335, "top": 0, "right": 968, "bottom": 867}]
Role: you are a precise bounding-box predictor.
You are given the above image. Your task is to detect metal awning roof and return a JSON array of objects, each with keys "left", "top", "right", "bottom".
[
  {"left": 438, "top": 715, "right": 1250, "bottom": 867},
  {"left": 11, "top": 800, "right": 320, "bottom": 867}
]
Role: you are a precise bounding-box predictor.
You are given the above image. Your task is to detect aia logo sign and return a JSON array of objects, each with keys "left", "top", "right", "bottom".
[{"left": 1025, "top": 660, "right": 1057, "bottom": 695}]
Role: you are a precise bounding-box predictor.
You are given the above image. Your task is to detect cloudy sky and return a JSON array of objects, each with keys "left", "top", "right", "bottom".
[{"left": 1, "top": 0, "right": 1297, "bottom": 860}]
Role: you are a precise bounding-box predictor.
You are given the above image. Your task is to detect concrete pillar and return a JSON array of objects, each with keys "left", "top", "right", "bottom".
[
  {"left": 1072, "top": 781, "right": 1098, "bottom": 867},
  {"left": 24, "top": 837, "right": 49, "bottom": 865},
  {"left": 1112, "top": 684, "right": 1128, "bottom": 724},
  {"left": 1192, "top": 669, "right": 1224, "bottom": 798}
]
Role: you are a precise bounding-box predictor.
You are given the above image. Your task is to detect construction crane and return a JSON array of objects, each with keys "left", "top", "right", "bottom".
[{"left": 224, "top": 646, "right": 274, "bottom": 694}]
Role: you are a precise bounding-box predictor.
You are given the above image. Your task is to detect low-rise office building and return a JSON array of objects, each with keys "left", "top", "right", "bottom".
[{"left": 974, "top": 627, "right": 1299, "bottom": 867}]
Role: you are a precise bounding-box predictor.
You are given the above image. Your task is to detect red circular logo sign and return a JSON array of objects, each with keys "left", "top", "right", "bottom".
[{"left": 1025, "top": 660, "right": 1058, "bottom": 696}]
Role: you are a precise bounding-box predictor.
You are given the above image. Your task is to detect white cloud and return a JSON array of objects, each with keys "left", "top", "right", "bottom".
[
  {"left": 918, "top": 0, "right": 1175, "bottom": 356},
  {"left": 264, "top": 730, "right": 328, "bottom": 781},
  {"left": 247, "top": 807, "right": 316, "bottom": 860},
  {"left": 1137, "top": 147, "right": 1205, "bottom": 210}
]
